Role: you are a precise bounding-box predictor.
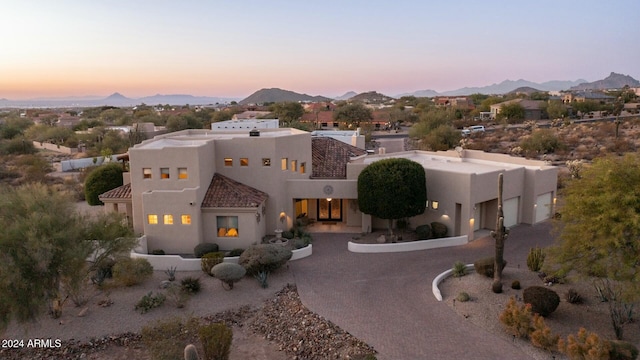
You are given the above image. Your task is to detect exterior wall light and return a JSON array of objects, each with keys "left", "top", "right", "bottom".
[{"left": 432, "top": 201, "right": 439, "bottom": 210}]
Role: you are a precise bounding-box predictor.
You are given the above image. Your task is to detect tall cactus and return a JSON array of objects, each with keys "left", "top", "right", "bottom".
[
  {"left": 491, "top": 173, "right": 509, "bottom": 293},
  {"left": 184, "top": 344, "right": 200, "bottom": 360}
]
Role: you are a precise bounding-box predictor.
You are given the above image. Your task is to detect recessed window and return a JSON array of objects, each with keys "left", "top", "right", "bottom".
[
  {"left": 181, "top": 214, "right": 191, "bottom": 225},
  {"left": 147, "top": 214, "right": 158, "bottom": 224},
  {"left": 262, "top": 158, "right": 271, "bottom": 167},
  {"left": 240, "top": 158, "right": 249, "bottom": 166},
  {"left": 217, "top": 216, "right": 238, "bottom": 237},
  {"left": 281, "top": 158, "right": 288, "bottom": 170},
  {"left": 291, "top": 160, "right": 297, "bottom": 172},
  {"left": 160, "top": 168, "right": 170, "bottom": 179},
  {"left": 178, "top": 168, "right": 188, "bottom": 179},
  {"left": 143, "top": 168, "right": 152, "bottom": 179},
  {"left": 163, "top": 214, "right": 174, "bottom": 224},
  {"left": 224, "top": 158, "right": 233, "bottom": 166},
  {"left": 300, "top": 162, "right": 306, "bottom": 174}
]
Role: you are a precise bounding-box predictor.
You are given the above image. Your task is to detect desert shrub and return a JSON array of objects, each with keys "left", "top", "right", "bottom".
[
  {"left": 415, "top": 224, "right": 432, "bottom": 239},
  {"left": 211, "top": 262, "right": 246, "bottom": 290},
  {"left": 198, "top": 322, "right": 233, "bottom": 360},
  {"left": 526, "top": 246, "right": 545, "bottom": 272},
  {"left": 499, "top": 297, "right": 533, "bottom": 339},
  {"left": 293, "top": 237, "right": 310, "bottom": 249},
  {"left": 281, "top": 230, "right": 294, "bottom": 239},
  {"left": 430, "top": 222, "right": 448, "bottom": 238},
  {"left": 228, "top": 248, "right": 244, "bottom": 257},
  {"left": 194, "top": 243, "right": 219, "bottom": 258},
  {"left": 565, "top": 288, "right": 583, "bottom": 304},
  {"left": 456, "top": 292, "right": 470, "bottom": 302},
  {"left": 135, "top": 291, "right": 166, "bottom": 314},
  {"left": 473, "top": 257, "right": 507, "bottom": 278},
  {"left": 84, "top": 163, "right": 124, "bottom": 206},
  {"left": 112, "top": 257, "right": 153, "bottom": 286},
  {"left": 141, "top": 316, "right": 200, "bottom": 360},
  {"left": 201, "top": 251, "right": 225, "bottom": 276},
  {"left": 181, "top": 276, "right": 201, "bottom": 294},
  {"left": 151, "top": 249, "right": 165, "bottom": 255},
  {"left": 511, "top": 280, "right": 521, "bottom": 290},
  {"left": 165, "top": 266, "right": 177, "bottom": 281},
  {"left": 530, "top": 314, "right": 560, "bottom": 352},
  {"left": 239, "top": 244, "right": 292, "bottom": 275},
  {"left": 558, "top": 328, "right": 611, "bottom": 360},
  {"left": 166, "top": 283, "right": 189, "bottom": 308},
  {"left": 609, "top": 340, "right": 639, "bottom": 360},
  {"left": 523, "top": 286, "right": 560, "bottom": 317},
  {"left": 452, "top": 261, "right": 467, "bottom": 277},
  {"left": 520, "top": 129, "right": 563, "bottom": 155}
]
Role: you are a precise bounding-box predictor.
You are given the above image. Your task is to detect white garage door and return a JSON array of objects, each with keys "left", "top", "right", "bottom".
[
  {"left": 535, "top": 192, "right": 553, "bottom": 223},
  {"left": 503, "top": 197, "right": 519, "bottom": 228}
]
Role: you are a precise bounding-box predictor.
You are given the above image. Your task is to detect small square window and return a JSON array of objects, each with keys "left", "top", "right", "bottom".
[
  {"left": 291, "top": 160, "right": 297, "bottom": 172},
  {"left": 181, "top": 215, "right": 191, "bottom": 225},
  {"left": 164, "top": 214, "right": 174, "bottom": 224},
  {"left": 224, "top": 158, "right": 233, "bottom": 166},
  {"left": 262, "top": 158, "right": 271, "bottom": 167},
  {"left": 240, "top": 158, "right": 249, "bottom": 166},
  {"left": 300, "top": 162, "right": 306, "bottom": 174},
  {"left": 333, "top": 122, "right": 339, "bottom": 127},
  {"left": 217, "top": 216, "right": 239, "bottom": 237},
  {"left": 281, "top": 158, "right": 288, "bottom": 170},
  {"left": 178, "top": 168, "right": 188, "bottom": 179},
  {"left": 147, "top": 214, "right": 158, "bottom": 224},
  {"left": 143, "top": 168, "right": 152, "bottom": 179},
  {"left": 160, "top": 168, "right": 170, "bottom": 179}
]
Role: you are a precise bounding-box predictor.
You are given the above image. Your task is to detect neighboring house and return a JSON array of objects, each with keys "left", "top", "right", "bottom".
[
  {"left": 434, "top": 96, "right": 475, "bottom": 110},
  {"left": 100, "top": 129, "right": 557, "bottom": 254},
  {"left": 211, "top": 119, "right": 279, "bottom": 130},
  {"left": 56, "top": 115, "right": 82, "bottom": 128},
  {"left": 563, "top": 91, "right": 615, "bottom": 104},
  {"left": 232, "top": 111, "right": 272, "bottom": 120},
  {"left": 489, "top": 99, "right": 544, "bottom": 120}
]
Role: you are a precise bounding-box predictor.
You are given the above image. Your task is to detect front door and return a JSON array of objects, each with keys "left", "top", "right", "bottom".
[{"left": 318, "top": 198, "right": 342, "bottom": 222}]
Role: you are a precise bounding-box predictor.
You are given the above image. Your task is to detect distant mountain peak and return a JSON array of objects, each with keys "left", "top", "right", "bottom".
[
  {"left": 239, "top": 88, "right": 331, "bottom": 105},
  {"left": 105, "top": 92, "right": 129, "bottom": 100},
  {"left": 570, "top": 72, "right": 640, "bottom": 91}
]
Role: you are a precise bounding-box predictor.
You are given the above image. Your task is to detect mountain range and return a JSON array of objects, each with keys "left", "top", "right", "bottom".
[
  {"left": 0, "top": 93, "right": 237, "bottom": 108},
  {"left": 238, "top": 88, "right": 331, "bottom": 105},
  {"left": 569, "top": 72, "right": 640, "bottom": 91}
]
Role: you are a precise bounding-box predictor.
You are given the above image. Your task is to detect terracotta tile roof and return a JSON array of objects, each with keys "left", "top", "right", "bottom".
[
  {"left": 98, "top": 183, "right": 131, "bottom": 201},
  {"left": 311, "top": 137, "right": 367, "bottom": 179},
  {"left": 202, "top": 173, "right": 268, "bottom": 208}
]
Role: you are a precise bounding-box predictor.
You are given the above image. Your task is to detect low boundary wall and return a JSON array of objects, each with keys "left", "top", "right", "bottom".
[
  {"left": 347, "top": 235, "right": 468, "bottom": 253},
  {"left": 432, "top": 264, "right": 475, "bottom": 301}
]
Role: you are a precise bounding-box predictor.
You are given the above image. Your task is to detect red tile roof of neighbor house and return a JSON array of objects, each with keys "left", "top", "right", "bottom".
[
  {"left": 98, "top": 183, "right": 132, "bottom": 200},
  {"left": 301, "top": 111, "right": 334, "bottom": 123},
  {"left": 311, "top": 137, "right": 367, "bottom": 179},
  {"left": 201, "top": 173, "right": 268, "bottom": 208}
]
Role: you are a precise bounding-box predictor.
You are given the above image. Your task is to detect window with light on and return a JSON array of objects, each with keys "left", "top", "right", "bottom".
[{"left": 217, "top": 216, "right": 239, "bottom": 237}]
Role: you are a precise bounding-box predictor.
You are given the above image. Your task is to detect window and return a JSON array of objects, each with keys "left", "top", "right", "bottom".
[
  {"left": 143, "top": 168, "right": 152, "bottom": 179},
  {"left": 281, "top": 158, "right": 288, "bottom": 170},
  {"left": 224, "top": 158, "right": 233, "bottom": 166},
  {"left": 291, "top": 160, "right": 297, "bottom": 172},
  {"left": 160, "top": 168, "right": 170, "bottom": 179},
  {"left": 163, "top": 214, "right": 174, "bottom": 224},
  {"left": 178, "top": 168, "right": 188, "bottom": 179},
  {"left": 300, "top": 162, "right": 306, "bottom": 174},
  {"left": 240, "top": 158, "right": 249, "bottom": 166},
  {"left": 217, "top": 216, "right": 238, "bottom": 237},
  {"left": 147, "top": 214, "right": 158, "bottom": 224},
  {"left": 262, "top": 158, "right": 271, "bottom": 167},
  {"left": 181, "top": 214, "right": 191, "bottom": 225}
]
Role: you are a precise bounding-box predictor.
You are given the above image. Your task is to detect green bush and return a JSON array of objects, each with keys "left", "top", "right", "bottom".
[
  {"left": 135, "top": 291, "right": 166, "bottom": 314},
  {"left": 281, "top": 230, "right": 294, "bottom": 239},
  {"left": 430, "top": 222, "right": 448, "bottom": 238},
  {"left": 141, "top": 317, "right": 200, "bottom": 360},
  {"left": 151, "top": 249, "right": 165, "bottom": 255},
  {"left": 511, "top": 280, "right": 521, "bottom": 290},
  {"left": 526, "top": 246, "right": 545, "bottom": 272},
  {"left": 211, "top": 262, "right": 246, "bottom": 290},
  {"left": 112, "top": 257, "right": 153, "bottom": 286},
  {"left": 201, "top": 252, "right": 225, "bottom": 276},
  {"left": 198, "top": 322, "right": 233, "bottom": 360},
  {"left": 181, "top": 276, "right": 201, "bottom": 294},
  {"left": 473, "top": 257, "right": 507, "bottom": 278},
  {"left": 194, "top": 243, "right": 219, "bottom": 258},
  {"left": 523, "top": 286, "right": 560, "bottom": 317},
  {"left": 228, "top": 248, "right": 244, "bottom": 257},
  {"left": 0, "top": 138, "right": 37, "bottom": 155},
  {"left": 415, "top": 224, "right": 432, "bottom": 239},
  {"left": 609, "top": 340, "right": 639, "bottom": 360},
  {"left": 456, "top": 292, "right": 470, "bottom": 302},
  {"left": 84, "top": 163, "right": 124, "bottom": 206},
  {"left": 238, "top": 244, "right": 292, "bottom": 275},
  {"left": 452, "top": 261, "right": 467, "bottom": 277},
  {"left": 165, "top": 283, "right": 189, "bottom": 308}
]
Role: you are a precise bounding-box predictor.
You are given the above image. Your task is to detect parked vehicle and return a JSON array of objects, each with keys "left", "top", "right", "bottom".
[{"left": 470, "top": 125, "right": 485, "bottom": 133}]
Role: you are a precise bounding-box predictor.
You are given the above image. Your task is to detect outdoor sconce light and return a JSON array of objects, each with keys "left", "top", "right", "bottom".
[
  {"left": 279, "top": 211, "right": 286, "bottom": 223},
  {"left": 327, "top": 198, "right": 332, "bottom": 202},
  {"left": 432, "top": 201, "right": 439, "bottom": 210},
  {"left": 255, "top": 212, "right": 261, "bottom": 223}
]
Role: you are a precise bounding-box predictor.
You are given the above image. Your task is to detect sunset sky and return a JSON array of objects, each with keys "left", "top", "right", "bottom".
[{"left": 1, "top": 0, "right": 638, "bottom": 100}]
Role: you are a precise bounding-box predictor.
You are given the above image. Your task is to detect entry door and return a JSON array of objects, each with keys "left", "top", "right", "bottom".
[{"left": 318, "top": 199, "right": 342, "bottom": 221}]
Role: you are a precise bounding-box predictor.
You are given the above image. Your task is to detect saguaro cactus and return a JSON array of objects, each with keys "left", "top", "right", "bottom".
[{"left": 491, "top": 173, "right": 509, "bottom": 293}]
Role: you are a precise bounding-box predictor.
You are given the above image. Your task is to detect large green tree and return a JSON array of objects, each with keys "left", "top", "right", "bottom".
[
  {"left": 270, "top": 102, "right": 304, "bottom": 127},
  {"left": 0, "top": 184, "right": 135, "bottom": 332},
  {"left": 357, "top": 158, "right": 427, "bottom": 235},
  {"left": 549, "top": 154, "right": 640, "bottom": 339},
  {"left": 333, "top": 103, "right": 373, "bottom": 128},
  {"left": 497, "top": 103, "right": 525, "bottom": 123},
  {"left": 84, "top": 162, "right": 124, "bottom": 205}
]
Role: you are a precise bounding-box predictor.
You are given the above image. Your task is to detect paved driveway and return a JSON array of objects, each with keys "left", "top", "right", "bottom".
[{"left": 290, "top": 222, "right": 556, "bottom": 360}]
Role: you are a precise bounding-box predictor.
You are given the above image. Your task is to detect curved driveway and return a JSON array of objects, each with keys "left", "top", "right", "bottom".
[{"left": 290, "top": 222, "right": 556, "bottom": 360}]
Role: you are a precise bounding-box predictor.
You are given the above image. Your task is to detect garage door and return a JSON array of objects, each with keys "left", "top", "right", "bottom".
[
  {"left": 535, "top": 192, "right": 553, "bottom": 223},
  {"left": 503, "top": 197, "right": 519, "bottom": 228}
]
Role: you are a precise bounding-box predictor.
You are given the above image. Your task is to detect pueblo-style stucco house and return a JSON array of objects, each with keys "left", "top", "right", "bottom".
[{"left": 100, "top": 127, "right": 558, "bottom": 254}]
